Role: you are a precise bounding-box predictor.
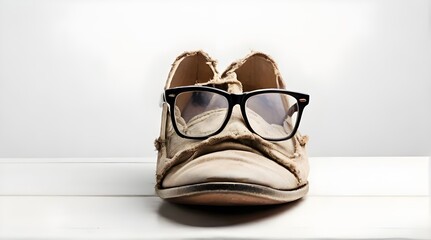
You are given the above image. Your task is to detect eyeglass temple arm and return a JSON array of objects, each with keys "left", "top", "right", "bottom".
[
  {"left": 159, "top": 92, "right": 166, "bottom": 108},
  {"left": 282, "top": 104, "right": 298, "bottom": 130},
  {"left": 286, "top": 104, "right": 298, "bottom": 117}
]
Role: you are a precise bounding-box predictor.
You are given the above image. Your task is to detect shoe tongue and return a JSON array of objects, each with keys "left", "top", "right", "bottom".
[
  {"left": 196, "top": 73, "right": 243, "bottom": 94},
  {"left": 224, "top": 73, "right": 242, "bottom": 94}
]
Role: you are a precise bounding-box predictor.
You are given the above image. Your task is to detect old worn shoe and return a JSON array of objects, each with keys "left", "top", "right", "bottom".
[{"left": 155, "top": 51, "right": 310, "bottom": 205}]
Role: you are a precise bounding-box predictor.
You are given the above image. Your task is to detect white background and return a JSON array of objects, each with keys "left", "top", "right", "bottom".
[{"left": 0, "top": 0, "right": 430, "bottom": 158}]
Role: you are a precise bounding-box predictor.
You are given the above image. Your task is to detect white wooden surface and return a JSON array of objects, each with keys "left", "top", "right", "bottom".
[{"left": 0, "top": 157, "right": 430, "bottom": 239}]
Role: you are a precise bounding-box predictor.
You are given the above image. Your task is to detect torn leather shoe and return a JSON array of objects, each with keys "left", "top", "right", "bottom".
[{"left": 155, "top": 50, "right": 310, "bottom": 205}]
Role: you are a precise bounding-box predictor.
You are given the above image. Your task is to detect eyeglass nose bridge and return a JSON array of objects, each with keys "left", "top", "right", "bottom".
[
  {"left": 229, "top": 93, "right": 245, "bottom": 107},
  {"left": 226, "top": 93, "right": 250, "bottom": 127}
]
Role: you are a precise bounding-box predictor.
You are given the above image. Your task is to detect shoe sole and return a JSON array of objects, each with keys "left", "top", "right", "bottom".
[{"left": 156, "top": 182, "right": 309, "bottom": 206}]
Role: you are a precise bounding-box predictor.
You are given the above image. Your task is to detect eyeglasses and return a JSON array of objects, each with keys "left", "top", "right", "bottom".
[{"left": 160, "top": 86, "right": 309, "bottom": 141}]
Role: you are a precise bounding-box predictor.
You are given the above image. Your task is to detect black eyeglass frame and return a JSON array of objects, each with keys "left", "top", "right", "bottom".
[{"left": 162, "top": 86, "right": 309, "bottom": 141}]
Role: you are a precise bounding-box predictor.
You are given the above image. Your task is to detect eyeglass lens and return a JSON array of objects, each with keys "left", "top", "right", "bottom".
[
  {"left": 245, "top": 93, "right": 298, "bottom": 140},
  {"left": 174, "top": 91, "right": 229, "bottom": 137}
]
